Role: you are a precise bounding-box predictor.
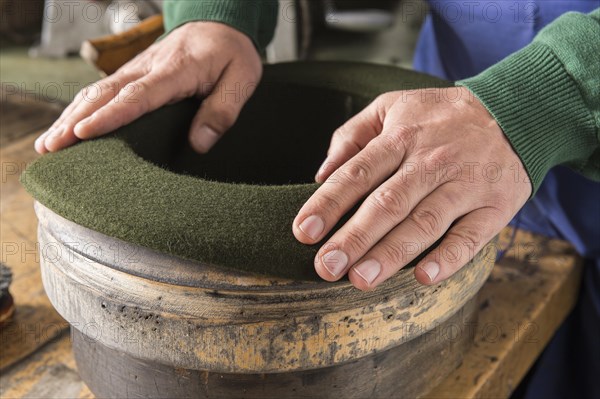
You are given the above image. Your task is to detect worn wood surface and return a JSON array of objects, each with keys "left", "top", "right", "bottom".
[
  {"left": 36, "top": 202, "right": 495, "bottom": 374},
  {"left": 74, "top": 298, "right": 477, "bottom": 398},
  {"left": 0, "top": 105, "right": 67, "bottom": 373},
  {"left": 0, "top": 99, "right": 62, "bottom": 147},
  {"left": 0, "top": 227, "right": 582, "bottom": 398},
  {"left": 0, "top": 105, "right": 583, "bottom": 398},
  {"left": 0, "top": 329, "right": 93, "bottom": 399},
  {"left": 426, "top": 229, "right": 583, "bottom": 399}
]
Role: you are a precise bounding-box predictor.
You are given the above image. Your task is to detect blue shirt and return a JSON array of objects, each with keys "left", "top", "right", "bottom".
[{"left": 413, "top": 2, "right": 600, "bottom": 398}]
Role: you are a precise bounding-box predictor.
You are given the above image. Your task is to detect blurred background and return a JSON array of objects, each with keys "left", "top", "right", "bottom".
[{"left": 1, "top": 0, "right": 427, "bottom": 107}]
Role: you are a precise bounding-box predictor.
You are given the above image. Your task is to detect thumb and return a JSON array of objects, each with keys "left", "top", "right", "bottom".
[{"left": 189, "top": 64, "right": 260, "bottom": 153}]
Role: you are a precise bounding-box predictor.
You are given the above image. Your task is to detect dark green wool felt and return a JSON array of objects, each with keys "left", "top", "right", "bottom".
[{"left": 22, "top": 62, "right": 450, "bottom": 281}]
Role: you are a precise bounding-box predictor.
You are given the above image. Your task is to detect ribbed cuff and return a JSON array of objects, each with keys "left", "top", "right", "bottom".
[
  {"left": 163, "top": 0, "right": 277, "bottom": 51},
  {"left": 458, "top": 42, "right": 597, "bottom": 194}
]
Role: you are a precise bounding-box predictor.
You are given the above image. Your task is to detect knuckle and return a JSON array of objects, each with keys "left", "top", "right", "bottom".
[
  {"left": 116, "top": 56, "right": 144, "bottom": 76},
  {"left": 331, "top": 124, "right": 351, "bottom": 143},
  {"left": 96, "top": 79, "right": 117, "bottom": 93},
  {"left": 483, "top": 198, "right": 510, "bottom": 215},
  {"left": 73, "top": 90, "right": 85, "bottom": 103},
  {"left": 374, "top": 92, "right": 393, "bottom": 104},
  {"left": 331, "top": 127, "right": 344, "bottom": 142},
  {"left": 337, "top": 161, "right": 372, "bottom": 188},
  {"left": 440, "top": 241, "right": 463, "bottom": 267},
  {"left": 374, "top": 95, "right": 391, "bottom": 121},
  {"left": 312, "top": 192, "right": 343, "bottom": 215},
  {"left": 377, "top": 133, "right": 406, "bottom": 154},
  {"left": 451, "top": 225, "right": 483, "bottom": 249},
  {"left": 379, "top": 242, "right": 406, "bottom": 266},
  {"left": 114, "top": 63, "right": 133, "bottom": 77},
  {"left": 79, "top": 80, "right": 117, "bottom": 106},
  {"left": 331, "top": 125, "right": 346, "bottom": 140},
  {"left": 116, "top": 64, "right": 133, "bottom": 76},
  {"left": 390, "top": 124, "right": 420, "bottom": 149},
  {"left": 120, "top": 81, "right": 140, "bottom": 96},
  {"left": 409, "top": 207, "right": 445, "bottom": 238},
  {"left": 78, "top": 84, "right": 101, "bottom": 102},
  {"left": 343, "top": 226, "right": 372, "bottom": 254},
  {"left": 166, "top": 54, "right": 188, "bottom": 72},
  {"left": 427, "top": 147, "right": 453, "bottom": 166},
  {"left": 431, "top": 187, "right": 460, "bottom": 210},
  {"left": 210, "top": 104, "right": 238, "bottom": 131},
  {"left": 240, "top": 60, "right": 263, "bottom": 82},
  {"left": 117, "top": 81, "right": 149, "bottom": 114},
  {"left": 370, "top": 187, "right": 409, "bottom": 220}
]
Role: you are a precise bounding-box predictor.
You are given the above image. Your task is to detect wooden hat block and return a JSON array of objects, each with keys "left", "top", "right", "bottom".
[
  {"left": 28, "top": 62, "right": 496, "bottom": 398},
  {"left": 36, "top": 201, "right": 494, "bottom": 398}
]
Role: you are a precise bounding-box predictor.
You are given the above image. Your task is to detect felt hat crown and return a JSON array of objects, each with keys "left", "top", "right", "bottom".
[{"left": 22, "top": 62, "right": 450, "bottom": 280}]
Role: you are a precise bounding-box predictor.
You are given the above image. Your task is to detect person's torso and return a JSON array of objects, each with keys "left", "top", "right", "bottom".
[{"left": 414, "top": 0, "right": 598, "bottom": 80}]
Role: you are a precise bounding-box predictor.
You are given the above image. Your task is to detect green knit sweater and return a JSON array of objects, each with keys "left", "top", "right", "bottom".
[{"left": 164, "top": 2, "right": 600, "bottom": 193}]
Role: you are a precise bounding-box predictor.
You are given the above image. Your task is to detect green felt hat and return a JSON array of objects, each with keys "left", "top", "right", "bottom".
[{"left": 22, "top": 62, "right": 450, "bottom": 280}]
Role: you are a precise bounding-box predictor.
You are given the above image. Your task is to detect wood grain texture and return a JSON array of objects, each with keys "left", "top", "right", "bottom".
[
  {"left": 0, "top": 329, "right": 92, "bottom": 399},
  {"left": 73, "top": 298, "right": 477, "bottom": 398},
  {"left": 0, "top": 227, "right": 582, "bottom": 399},
  {"left": 0, "top": 100, "right": 62, "bottom": 147},
  {"left": 427, "top": 228, "right": 583, "bottom": 399},
  {"left": 35, "top": 203, "right": 495, "bottom": 373},
  {"left": 0, "top": 113, "right": 67, "bottom": 372}
]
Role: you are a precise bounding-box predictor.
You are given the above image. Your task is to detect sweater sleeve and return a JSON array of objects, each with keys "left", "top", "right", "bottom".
[
  {"left": 162, "top": 0, "right": 279, "bottom": 51},
  {"left": 458, "top": 8, "right": 600, "bottom": 194}
]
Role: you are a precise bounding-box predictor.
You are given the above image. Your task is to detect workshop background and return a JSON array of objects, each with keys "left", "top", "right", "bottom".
[{"left": 0, "top": 1, "right": 584, "bottom": 398}]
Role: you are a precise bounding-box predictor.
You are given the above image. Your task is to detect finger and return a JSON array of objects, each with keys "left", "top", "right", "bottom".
[
  {"left": 294, "top": 131, "right": 407, "bottom": 245},
  {"left": 188, "top": 61, "right": 260, "bottom": 153},
  {"left": 73, "top": 71, "right": 181, "bottom": 139},
  {"left": 47, "top": 92, "right": 82, "bottom": 130},
  {"left": 413, "top": 208, "right": 500, "bottom": 285},
  {"left": 314, "top": 157, "right": 454, "bottom": 281},
  {"left": 315, "top": 94, "right": 395, "bottom": 183},
  {"left": 35, "top": 94, "right": 84, "bottom": 153},
  {"left": 42, "top": 72, "right": 138, "bottom": 152},
  {"left": 345, "top": 184, "right": 474, "bottom": 290},
  {"left": 43, "top": 124, "right": 80, "bottom": 152},
  {"left": 34, "top": 130, "right": 52, "bottom": 154}
]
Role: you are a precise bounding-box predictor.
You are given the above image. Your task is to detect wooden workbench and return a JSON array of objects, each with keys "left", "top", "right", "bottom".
[{"left": 0, "top": 100, "right": 583, "bottom": 398}]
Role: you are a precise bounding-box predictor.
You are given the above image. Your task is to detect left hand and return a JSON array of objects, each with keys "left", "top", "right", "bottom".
[
  {"left": 293, "top": 87, "right": 532, "bottom": 290},
  {"left": 34, "top": 21, "right": 262, "bottom": 155}
]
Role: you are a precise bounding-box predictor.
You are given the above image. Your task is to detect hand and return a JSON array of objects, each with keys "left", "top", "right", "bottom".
[
  {"left": 35, "top": 21, "right": 262, "bottom": 154},
  {"left": 293, "top": 87, "right": 532, "bottom": 290}
]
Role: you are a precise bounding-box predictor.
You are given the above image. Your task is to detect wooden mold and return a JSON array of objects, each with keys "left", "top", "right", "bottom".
[{"left": 35, "top": 202, "right": 495, "bottom": 398}]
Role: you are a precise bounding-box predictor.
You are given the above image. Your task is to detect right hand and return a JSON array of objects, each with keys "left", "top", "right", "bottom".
[{"left": 35, "top": 21, "right": 263, "bottom": 154}]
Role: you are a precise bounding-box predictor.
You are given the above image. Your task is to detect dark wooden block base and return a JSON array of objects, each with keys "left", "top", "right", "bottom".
[{"left": 74, "top": 298, "right": 477, "bottom": 399}]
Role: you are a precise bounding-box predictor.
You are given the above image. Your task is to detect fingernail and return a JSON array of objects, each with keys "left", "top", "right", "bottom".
[
  {"left": 420, "top": 261, "right": 440, "bottom": 282},
  {"left": 190, "top": 125, "right": 220, "bottom": 153},
  {"left": 35, "top": 130, "right": 50, "bottom": 145},
  {"left": 298, "top": 215, "right": 325, "bottom": 240},
  {"left": 322, "top": 249, "right": 348, "bottom": 277},
  {"left": 34, "top": 131, "right": 50, "bottom": 153},
  {"left": 354, "top": 259, "right": 382, "bottom": 285}
]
